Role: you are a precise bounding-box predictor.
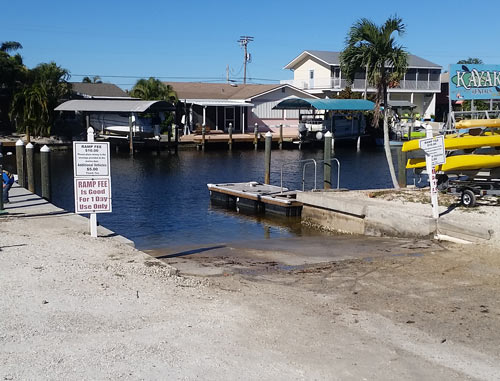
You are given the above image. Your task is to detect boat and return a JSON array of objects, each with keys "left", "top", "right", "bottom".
[
  {"left": 406, "top": 154, "right": 500, "bottom": 172},
  {"left": 402, "top": 134, "right": 500, "bottom": 152}
]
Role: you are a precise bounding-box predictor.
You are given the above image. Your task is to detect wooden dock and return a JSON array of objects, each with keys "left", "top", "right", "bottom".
[
  {"left": 181, "top": 130, "right": 299, "bottom": 147},
  {"left": 207, "top": 181, "right": 302, "bottom": 217}
]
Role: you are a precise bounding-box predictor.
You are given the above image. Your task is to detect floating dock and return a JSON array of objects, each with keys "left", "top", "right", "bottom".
[{"left": 207, "top": 182, "right": 302, "bottom": 217}]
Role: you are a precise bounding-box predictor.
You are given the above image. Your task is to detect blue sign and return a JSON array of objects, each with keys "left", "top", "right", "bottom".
[{"left": 449, "top": 64, "right": 500, "bottom": 100}]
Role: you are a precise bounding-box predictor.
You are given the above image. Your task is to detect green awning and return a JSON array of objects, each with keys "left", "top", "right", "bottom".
[{"left": 273, "top": 98, "right": 375, "bottom": 111}]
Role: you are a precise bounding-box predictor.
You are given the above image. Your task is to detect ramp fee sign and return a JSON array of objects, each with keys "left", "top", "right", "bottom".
[
  {"left": 74, "top": 177, "right": 112, "bottom": 213},
  {"left": 73, "top": 142, "right": 110, "bottom": 177},
  {"left": 419, "top": 136, "right": 446, "bottom": 167},
  {"left": 73, "top": 141, "right": 112, "bottom": 214}
]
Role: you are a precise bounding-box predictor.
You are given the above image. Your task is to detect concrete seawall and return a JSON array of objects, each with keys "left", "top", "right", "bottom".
[{"left": 297, "top": 189, "right": 496, "bottom": 244}]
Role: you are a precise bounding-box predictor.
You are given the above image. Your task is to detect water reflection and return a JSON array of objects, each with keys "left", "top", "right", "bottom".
[{"left": 33, "top": 146, "right": 402, "bottom": 249}]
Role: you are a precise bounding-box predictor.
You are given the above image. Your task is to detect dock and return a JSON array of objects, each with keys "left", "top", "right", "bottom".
[{"left": 207, "top": 181, "right": 302, "bottom": 217}]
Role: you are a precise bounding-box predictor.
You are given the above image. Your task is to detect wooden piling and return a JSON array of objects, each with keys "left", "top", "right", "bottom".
[
  {"left": 201, "top": 124, "right": 206, "bottom": 152},
  {"left": 41, "top": 145, "right": 51, "bottom": 201},
  {"left": 128, "top": 115, "right": 134, "bottom": 154},
  {"left": 264, "top": 132, "right": 272, "bottom": 185},
  {"left": 15, "top": 139, "right": 25, "bottom": 188},
  {"left": 254, "top": 123, "right": 259, "bottom": 150},
  {"left": 174, "top": 124, "right": 179, "bottom": 155},
  {"left": 26, "top": 142, "right": 35, "bottom": 193},
  {"left": 228, "top": 123, "right": 233, "bottom": 151},
  {"left": 324, "top": 131, "right": 332, "bottom": 189},
  {"left": 279, "top": 124, "right": 283, "bottom": 150},
  {"left": 397, "top": 148, "right": 407, "bottom": 188}
]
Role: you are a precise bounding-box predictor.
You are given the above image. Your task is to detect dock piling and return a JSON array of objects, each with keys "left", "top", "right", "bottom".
[
  {"left": 397, "top": 148, "right": 407, "bottom": 188},
  {"left": 254, "top": 123, "right": 259, "bottom": 150},
  {"left": 279, "top": 124, "right": 283, "bottom": 150},
  {"left": 26, "top": 142, "right": 35, "bottom": 193},
  {"left": 324, "top": 131, "right": 332, "bottom": 189},
  {"left": 128, "top": 115, "right": 134, "bottom": 155},
  {"left": 15, "top": 139, "right": 25, "bottom": 188},
  {"left": 264, "top": 131, "right": 272, "bottom": 185},
  {"left": 41, "top": 145, "right": 51, "bottom": 201},
  {"left": 174, "top": 124, "right": 179, "bottom": 155},
  {"left": 201, "top": 124, "right": 206, "bottom": 152},
  {"left": 228, "top": 123, "right": 233, "bottom": 151}
]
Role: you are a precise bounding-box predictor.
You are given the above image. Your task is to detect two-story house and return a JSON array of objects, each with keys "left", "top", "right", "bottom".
[{"left": 281, "top": 50, "right": 442, "bottom": 118}]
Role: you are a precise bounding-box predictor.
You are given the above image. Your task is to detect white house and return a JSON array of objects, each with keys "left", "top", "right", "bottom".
[{"left": 281, "top": 50, "right": 442, "bottom": 118}]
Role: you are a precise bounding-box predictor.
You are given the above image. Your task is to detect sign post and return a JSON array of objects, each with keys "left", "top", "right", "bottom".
[
  {"left": 73, "top": 127, "right": 112, "bottom": 237},
  {"left": 419, "top": 125, "right": 446, "bottom": 219}
]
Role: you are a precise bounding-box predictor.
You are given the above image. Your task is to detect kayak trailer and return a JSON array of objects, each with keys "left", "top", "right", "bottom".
[{"left": 439, "top": 175, "right": 500, "bottom": 207}]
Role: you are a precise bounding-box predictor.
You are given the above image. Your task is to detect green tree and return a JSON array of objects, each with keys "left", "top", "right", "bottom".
[
  {"left": 457, "top": 58, "right": 483, "bottom": 65},
  {"left": 82, "top": 75, "right": 102, "bottom": 83},
  {"left": 340, "top": 16, "right": 408, "bottom": 188},
  {"left": 10, "top": 62, "right": 71, "bottom": 138},
  {"left": 0, "top": 41, "right": 27, "bottom": 130},
  {"left": 130, "top": 77, "right": 177, "bottom": 103}
]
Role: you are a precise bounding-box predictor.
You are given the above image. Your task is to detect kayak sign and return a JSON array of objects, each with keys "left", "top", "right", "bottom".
[
  {"left": 73, "top": 142, "right": 110, "bottom": 177},
  {"left": 449, "top": 64, "right": 500, "bottom": 100},
  {"left": 74, "top": 177, "right": 112, "bottom": 213},
  {"left": 419, "top": 136, "right": 446, "bottom": 167}
]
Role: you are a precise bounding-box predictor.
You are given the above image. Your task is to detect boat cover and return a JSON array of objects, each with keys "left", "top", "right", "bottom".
[{"left": 273, "top": 98, "right": 375, "bottom": 111}]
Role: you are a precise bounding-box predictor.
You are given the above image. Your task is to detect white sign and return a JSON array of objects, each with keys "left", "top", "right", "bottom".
[
  {"left": 73, "top": 142, "right": 110, "bottom": 177},
  {"left": 74, "top": 177, "right": 112, "bottom": 213},
  {"left": 419, "top": 136, "right": 446, "bottom": 167}
]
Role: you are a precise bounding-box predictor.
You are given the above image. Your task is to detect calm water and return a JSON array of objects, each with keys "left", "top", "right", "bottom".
[{"left": 23, "top": 146, "right": 404, "bottom": 249}]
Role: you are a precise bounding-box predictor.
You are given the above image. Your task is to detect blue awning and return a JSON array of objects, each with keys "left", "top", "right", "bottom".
[{"left": 273, "top": 98, "right": 375, "bottom": 111}]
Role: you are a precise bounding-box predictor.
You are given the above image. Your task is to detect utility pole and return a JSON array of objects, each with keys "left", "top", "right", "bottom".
[{"left": 238, "top": 36, "right": 253, "bottom": 84}]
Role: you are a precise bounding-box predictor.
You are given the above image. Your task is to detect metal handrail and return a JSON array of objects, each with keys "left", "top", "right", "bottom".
[
  {"left": 279, "top": 157, "right": 341, "bottom": 193},
  {"left": 280, "top": 159, "right": 317, "bottom": 193}
]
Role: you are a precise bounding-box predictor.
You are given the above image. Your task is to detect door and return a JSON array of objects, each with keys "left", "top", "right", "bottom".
[
  {"left": 309, "top": 70, "right": 314, "bottom": 89},
  {"left": 225, "top": 107, "right": 235, "bottom": 130}
]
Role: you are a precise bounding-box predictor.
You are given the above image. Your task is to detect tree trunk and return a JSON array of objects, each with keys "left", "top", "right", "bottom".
[{"left": 383, "top": 86, "right": 399, "bottom": 189}]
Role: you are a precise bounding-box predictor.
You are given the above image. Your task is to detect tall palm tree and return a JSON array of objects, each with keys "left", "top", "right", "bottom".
[
  {"left": 82, "top": 75, "right": 102, "bottom": 83},
  {"left": 130, "top": 77, "right": 177, "bottom": 103},
  {"left": 340, "top": 16, "right": 408, "bottom": 188},
  {"left": 0, "top": 41, "right": 23, "bottom": 53},
  {"left": 10, "top": 85, "right": 48, "bottom": 141}
]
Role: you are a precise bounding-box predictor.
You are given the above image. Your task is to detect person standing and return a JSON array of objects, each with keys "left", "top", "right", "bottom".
[{"left": 2, "top": 169, "right": 14, "bottom": 203}]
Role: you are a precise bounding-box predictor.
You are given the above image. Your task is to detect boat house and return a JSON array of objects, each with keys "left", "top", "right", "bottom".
[{"left": 165, "top": 82, "right": 317, "bottom": 134}]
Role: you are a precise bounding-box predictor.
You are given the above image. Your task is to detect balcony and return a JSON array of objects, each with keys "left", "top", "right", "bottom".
[{"left": 281, "top": 77, "right": 441, "bottom": 92}]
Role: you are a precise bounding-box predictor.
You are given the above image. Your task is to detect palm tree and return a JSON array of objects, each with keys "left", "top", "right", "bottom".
[
  {"left": 130, "top": 77, "right": 177, "bottom": 103},
  {"left": 10, "top": 62, "right": 71, "bottom": 138},
  {"left": 340, "top": 16, "right": 408, "bottom": 188},
  {"left": 0, "top": 41, "right": 23, "bottom": 53},
  {"left": 10, "top": 85, "right": 48, "bottom": 141},
  {"left": 82, "top": 75, "right": 102, "bottom": 83}
]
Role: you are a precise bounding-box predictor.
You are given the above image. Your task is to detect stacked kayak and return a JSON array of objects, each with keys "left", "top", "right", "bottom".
[{"left": 402, "top": 119, "right": 500, "bottom": 173}]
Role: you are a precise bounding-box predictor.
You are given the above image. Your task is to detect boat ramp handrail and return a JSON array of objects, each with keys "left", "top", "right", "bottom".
[{"left": 280, "top": 157, "right": 341, "bottom": 193}]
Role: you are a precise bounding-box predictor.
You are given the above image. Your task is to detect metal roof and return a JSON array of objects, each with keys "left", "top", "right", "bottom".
[
  {"left": 388, "top": 100, "right": 416, "bottom": 108},
  {"left": 284, "top": 50, "right": 442, "bottom": 70},
  {"left": 273, "top": 98, "right": 375, "bottom": 111},
  {"left": 183, "top": 99, "right": 254, "bottom": 107},
  {"left": 55, "top": 99, "right": 176, "bottom": 113}
]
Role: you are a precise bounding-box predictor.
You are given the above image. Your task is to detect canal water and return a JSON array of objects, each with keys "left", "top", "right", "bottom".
[{"left": 25, "top": 146, "right": 406, "bottom": 250}]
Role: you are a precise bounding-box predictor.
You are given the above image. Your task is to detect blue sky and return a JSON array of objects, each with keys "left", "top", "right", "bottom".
[{"left": 3, "top": 0, "right": 500, "bottom": 89}]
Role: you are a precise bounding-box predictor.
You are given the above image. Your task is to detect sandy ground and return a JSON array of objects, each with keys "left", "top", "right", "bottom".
[{"left": 2, "top": 190, "right": 500, "bottom": 381}]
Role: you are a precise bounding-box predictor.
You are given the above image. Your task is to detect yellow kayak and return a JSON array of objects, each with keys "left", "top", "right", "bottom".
[
  {"left": 455, "top": 119, "right": 500, "bottom": 129},
  {"left": 402, "top": 134, "right": 500, "bottom": 152},
  {"left": 406, "top": 154, "right": 500, "bottom": 171}
]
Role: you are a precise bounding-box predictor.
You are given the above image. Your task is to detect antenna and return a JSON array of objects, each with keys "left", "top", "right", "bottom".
[{"left": 238, "top": 36, "right": 254, "bottom": 84}]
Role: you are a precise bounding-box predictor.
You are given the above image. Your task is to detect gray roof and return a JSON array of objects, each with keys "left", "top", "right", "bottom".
[
  {"left": 55, "top": 99, "right": 175, "bottom": 113},
  {"left": 70, "top": 82, "right": 130, "bottom": 98},
  {"left": 285, "top": 50, "right": 442, "bottom": 69}
]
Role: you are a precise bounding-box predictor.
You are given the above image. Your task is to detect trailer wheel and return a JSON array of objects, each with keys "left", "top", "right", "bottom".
[{"left": 461, "top": 189, "right": 476, "bottom": 207}]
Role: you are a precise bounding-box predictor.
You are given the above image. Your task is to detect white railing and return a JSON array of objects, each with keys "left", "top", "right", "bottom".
[{"left": 280, "top": 78, "right": 440, "bottom": 91}]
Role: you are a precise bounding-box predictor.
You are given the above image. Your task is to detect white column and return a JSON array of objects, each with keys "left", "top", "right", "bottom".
[
  {"left": 215, "top": 106, "right": 218, "bottom": 130},
  {"left": 203, "top": 106, "right": 206, "bottom": 126},
  {"left": 242, "top": 107, "right": 246, "bottom": 134}
]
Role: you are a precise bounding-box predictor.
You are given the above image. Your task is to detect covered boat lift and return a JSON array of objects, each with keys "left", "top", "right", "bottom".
[
  {"left": 55, "top": 99, "right": 176, "bottom": 151},
  {"left": 273, "top": 98, "right": 375, "bottom": 143}
]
